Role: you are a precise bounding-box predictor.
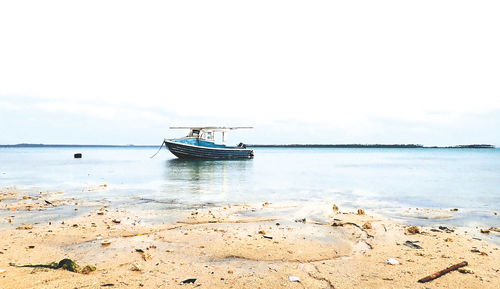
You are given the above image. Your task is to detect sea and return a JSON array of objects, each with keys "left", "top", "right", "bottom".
[{"left": 1, "top": 146, "right": 499, "bottom": 242}]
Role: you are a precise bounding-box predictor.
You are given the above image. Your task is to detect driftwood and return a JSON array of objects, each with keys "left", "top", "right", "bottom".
[{"left": 418, "top": 261, "right": 468, "bottom": 283}]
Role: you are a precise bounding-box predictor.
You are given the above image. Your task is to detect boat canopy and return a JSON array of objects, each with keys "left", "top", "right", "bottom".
[
  {"left": 170, "top": 127, "right": 252, "bottom": 131},
  {"left": 170, "top": 127, "right": 252, "bottom": 143}
]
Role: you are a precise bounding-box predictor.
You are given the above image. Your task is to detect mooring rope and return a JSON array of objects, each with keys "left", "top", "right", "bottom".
[{"left": 150, "top": 140, "right": 166, "bottom": 158}]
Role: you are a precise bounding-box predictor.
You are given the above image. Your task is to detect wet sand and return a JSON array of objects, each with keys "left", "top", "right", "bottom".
[{"left": 1, "top": 192, "right": 499, "bottom": 288}]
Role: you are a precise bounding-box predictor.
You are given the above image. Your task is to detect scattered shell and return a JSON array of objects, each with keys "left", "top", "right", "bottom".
[
  {"left": 458, "top": 267, "right": 474, "bottom": 274},
  {"left": 228, "top": 270, "right": 233, "bottom": 274},
  {"left": 362, "top": 221, "right": 372, "bottom": 230},
  {"left": 97, "top": 211, "right": 104, "bottom": 215},
  {"left": 112, "top": 219, "right": 121, "bottom": 224},
  {"left": 289, "top": 276, "right": 300, "bottom": 282},
  {"left": 385, "top": 258, "right": 399, "bottom": 265},
  {"left": 131, "top": 263, "right": 141, "bottom": 271},
  {"left": 357, "top": 209, "right": 365, "bottom": 215},
  {"left": 16, "top": 224, "right": 33, "bottom": 230},
  {"left": 258, "top": 230, "right": 266, "bottom": 235},
  {"left": 480, "top": 229, "right": 490, "bottom": 234},
  {"left": 444, "top": 237, "right": 453, "bottom": 242},
  {"left": 101, "top": 240, "right": 111, "bottom": 246}
]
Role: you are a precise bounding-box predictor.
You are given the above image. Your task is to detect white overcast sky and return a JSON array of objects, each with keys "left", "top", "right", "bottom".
[{"left": 1, "top": 1, "right": 499, "bottom": 145}]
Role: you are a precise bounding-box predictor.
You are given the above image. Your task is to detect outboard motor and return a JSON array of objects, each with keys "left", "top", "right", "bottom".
[{"left": 237, "top": 142, "right": 247, "bottom": 149}]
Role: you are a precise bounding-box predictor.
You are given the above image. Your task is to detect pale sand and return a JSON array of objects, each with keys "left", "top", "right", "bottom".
[{"left": 0, "top": 196, "right": 499, "bottom": 288}]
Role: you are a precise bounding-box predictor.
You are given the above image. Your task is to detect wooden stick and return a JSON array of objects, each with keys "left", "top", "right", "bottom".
[{"left": 418, "top": 261, "right": 468, "bottom": 283}]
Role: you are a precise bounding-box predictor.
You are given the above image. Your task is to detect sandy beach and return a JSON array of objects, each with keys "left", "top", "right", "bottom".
[{"left": 1, "top": 191, "right": 499, "bottom": 289}]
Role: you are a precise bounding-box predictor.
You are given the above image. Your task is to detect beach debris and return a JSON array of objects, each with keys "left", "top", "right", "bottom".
[
  {"left": 180, "top": 278, "right": 197, "bottom": 285},
  {"left": 490, "top": 227, "right": 500, "bottom": 232},
  {"left": 101, "top": 284, "right": 115, "bottom": 287},
  {"left": 444, "top": 237, "right": 453, "bottom": 242},
  {"left": 332, "top": 204, "right": 339, "bottom": 212},
  {"left": 81, "top": 265, "right": 96, "bottom": 274},
  {"left": 480, "top": 252, "right": 488, "bottom": 256},
  {"left": 357, "top": 209, "right": 365, "bottom": 215},
  {"left": 258, "top": 230, "right": 266, "bottom": 235},
  {"left": 22, "top": 195, "right": 30, "bottom": 200},
  {"left": 362, "top": 221, "right": 372, "bottom": 230},
  {"left": 450, "top": 208, "right": 458, "bottom": 211},
  {"left": 438, "top": 226, "right": 454, "bottom": 233},
  {"left": 74, "top": 153, "right": 82, "bottom": 158},
  {"left": 480, "top": 229, "right": 490, "bottom": 234},
  {"left": 0, "top": 268, "right": 6, "bottom": 274},
  {"left": 406, "top": 226, "right": 420, "bottom": 234},
  {"left": 112, "top": 219, "right": 121, "bottom": 224},
  {"left": 97, "top": 211, "right": 105, "bottom": 215},
  {"left": 294, "top": 218, "right": 306, "bottom": 223},
  {"left": 385, "top": 258, "right": 399, "bottom": 265},
  {"left": 263, "top": 235, "right": 273, "bottom": 239},
  {"left": 332, "top": 221, "right": 344, "bottom": 227},
  {"left": 131, "top": 263, "right": 142, "bottom": 271},
  {"left": 12, "top": 258, "right": 96, "bottom": 274},
  {"left": 17, "top": 224, "right": 33, "bottom": 230},
  {"left": 404, "top": 240, "right": 422, "bottom": 249},
  {"left": 470, "top": 248, "right": 480, "bottom": 253},
  {"left": 228, "top": 269, "right": 233, "bottom": 274},
  {"left": 418, "top": 261, "right": 468, "bottom": 283},
  {"left": 262, "top": 202, "right": 269, "bottom": 207},
  {"left": 28, "top": 245, "right": 35, "bottom": 249},
  {"left": 44, "top": 200, "right": 53, "bottom": 205},
  {"left": 288, "top": 276, "right": 301, "bottom": 282},
  {"left": 458, "top": 267, "right": 474, "bottom": 274}
]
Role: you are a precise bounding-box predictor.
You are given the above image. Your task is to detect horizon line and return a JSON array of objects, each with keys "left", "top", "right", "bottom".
[{"left": 0, "top": 143, "right": 495, "bottom": 149}]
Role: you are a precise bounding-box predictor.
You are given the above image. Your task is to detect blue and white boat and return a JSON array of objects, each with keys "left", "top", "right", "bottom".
[{"left": 164, "top": 127, "right": 254, "bottom": 159}]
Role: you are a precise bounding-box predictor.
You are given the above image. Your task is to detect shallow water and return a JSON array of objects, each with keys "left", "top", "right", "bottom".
[{"left": 1, "top": 146, "right": 499, "bottom": 235}]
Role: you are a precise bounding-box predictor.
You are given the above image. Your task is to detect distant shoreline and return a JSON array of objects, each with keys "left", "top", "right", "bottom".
[{"left": 0, "top": 143, "right": 495, "bottom": 149}]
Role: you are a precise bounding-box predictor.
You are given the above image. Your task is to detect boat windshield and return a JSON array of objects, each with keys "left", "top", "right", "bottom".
[{"left": 189, "top": 130, "right": 200, "bottom": 137}]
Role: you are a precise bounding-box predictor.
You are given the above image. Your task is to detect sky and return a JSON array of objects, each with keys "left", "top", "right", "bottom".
[{"left": 1, "top": 1, "right": 499, "bottom": 145}]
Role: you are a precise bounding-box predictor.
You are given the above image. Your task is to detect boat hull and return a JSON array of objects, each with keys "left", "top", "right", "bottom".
[{"left": 165, "top": 140, "right": 253, "bottom": 159}]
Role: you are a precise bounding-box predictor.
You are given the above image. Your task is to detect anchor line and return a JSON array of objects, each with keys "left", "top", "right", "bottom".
[{"left": 150, "top": 140, "right": 166, "bottom": 158}]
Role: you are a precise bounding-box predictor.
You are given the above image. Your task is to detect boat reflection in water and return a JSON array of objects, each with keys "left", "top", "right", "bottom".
[{"left": 162, "top": 158, "right": 253, "bottom": 202}]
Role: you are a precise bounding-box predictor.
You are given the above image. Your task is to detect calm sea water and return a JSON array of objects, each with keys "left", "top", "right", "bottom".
[{"left": 1, "top": 147, "right": 499, "bottom": 234}]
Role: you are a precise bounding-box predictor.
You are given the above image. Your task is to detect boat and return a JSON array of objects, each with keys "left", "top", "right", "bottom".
[{"left": 164, "top": 127, "right": 254, "bottom": 159}]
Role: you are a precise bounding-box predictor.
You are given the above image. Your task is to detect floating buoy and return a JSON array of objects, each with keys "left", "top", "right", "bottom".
[{"left": 74, "top": 153, "right": 82, "bottom": 158}]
